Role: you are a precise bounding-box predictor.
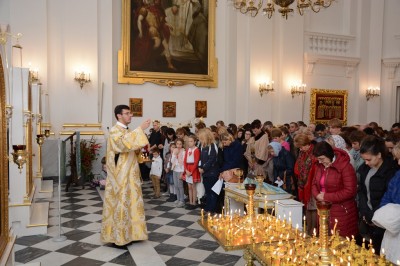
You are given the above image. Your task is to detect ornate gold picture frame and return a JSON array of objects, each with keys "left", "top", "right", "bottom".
[
  {"left": 129, "top": 98, "right": 143, "bottom": 117},
  {"left": 118, "top": 0, "right": 218, "bottom": 88},
  {"left": 163, "top": 101, "right": 176, "bottom": 117},
  {"left": 310, "top": 89, "right": 348, "bottom": 125},
  {"left": 0, "top": 54, "right": 9, "bottom": 256},
  {"left": 195, "top": 100, "right": 207, "bottom": 118}
]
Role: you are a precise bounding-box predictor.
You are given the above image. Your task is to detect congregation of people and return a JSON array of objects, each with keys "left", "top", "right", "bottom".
[
  {"left": 102, "top": 105, "right": 400, "bottom": 263},
  {"left": 141, "top": 118, "right": 400, "bottom": 261}
]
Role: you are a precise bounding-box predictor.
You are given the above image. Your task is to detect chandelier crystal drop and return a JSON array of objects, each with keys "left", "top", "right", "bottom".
[{"left": 233, "top": 0, "right": 334, "bottom": 19}]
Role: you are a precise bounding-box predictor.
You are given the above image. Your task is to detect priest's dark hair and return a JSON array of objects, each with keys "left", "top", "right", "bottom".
[{"left": 114, "top": 105, "right": 130, "bottom": 119}]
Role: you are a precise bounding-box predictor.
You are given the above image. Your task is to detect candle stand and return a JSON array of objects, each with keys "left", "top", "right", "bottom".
[{"left": 247, "top": 200, "right": 392, "bottom": 265}]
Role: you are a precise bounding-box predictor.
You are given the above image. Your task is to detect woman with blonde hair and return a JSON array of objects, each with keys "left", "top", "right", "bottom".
[
  {"left": 183, "top": 135, "right": 201, "bottom": 209},
  {"left": 219, "top": 132, "right": 242, "bottom": 182},
  {"left": 198, "top": 128, "right": 220, "bottom": 213}
]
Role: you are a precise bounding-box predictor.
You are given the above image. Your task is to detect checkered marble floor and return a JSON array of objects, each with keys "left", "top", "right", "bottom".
[{"left": 15, "top": 179, "right": 247, "bottom": 266}]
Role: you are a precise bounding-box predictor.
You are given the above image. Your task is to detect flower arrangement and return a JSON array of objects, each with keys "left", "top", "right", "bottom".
[{"left": 79, "top": 137, "right": 102, "bottom": 181}]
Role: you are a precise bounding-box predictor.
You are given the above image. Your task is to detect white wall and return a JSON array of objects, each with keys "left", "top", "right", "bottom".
[{"left": 1, "top": 0, "right": 400, "bottom": 132}]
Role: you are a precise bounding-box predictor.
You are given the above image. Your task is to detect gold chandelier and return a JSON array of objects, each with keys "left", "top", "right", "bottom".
[{"left": 233, "top": 0, "right": 334, "bottom": 19}]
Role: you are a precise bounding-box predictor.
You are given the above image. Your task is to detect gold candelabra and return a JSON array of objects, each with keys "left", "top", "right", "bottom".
[
  {"left": 36, "top": 134, "right": 45, "bottom": 178},
  {"left": 247, "top": 200, "right": 391, "bottom": 265},
  {"left": 316, "top": 200, "right": 334, "bottom": 264},
  {"left": 234, "top": 168, "right": 244, "bottom": 189},
  {"left": 199, "top": 183, "right": 298, "bottom": 265},
  {"left": 255, "top": 175, "right": 264, "bottom": 197}
]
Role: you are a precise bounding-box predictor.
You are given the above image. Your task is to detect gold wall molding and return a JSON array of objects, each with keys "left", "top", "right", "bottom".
[
  {"left": 62, "top": 123, "right": 102, "bottom": 128},
  {"left": 0, "top": 52, "right": 9, "bottom": 256},
  {"left": 60, "top": 131, "right": 104, "bottom": 136},
  {"left": 9, "top": 202, "right": 32, "bottom": 207}
]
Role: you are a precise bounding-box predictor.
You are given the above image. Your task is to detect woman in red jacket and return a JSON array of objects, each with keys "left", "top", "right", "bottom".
[
  {"left": 183, "top": 135, "right": 201, "bottom": 210},
  {"left": 312, "top": 141, "right": 358, "bottom": 238}
]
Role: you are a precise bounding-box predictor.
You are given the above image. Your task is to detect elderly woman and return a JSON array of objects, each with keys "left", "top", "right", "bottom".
[
  {"left": 268, "top": 142, "right": 295, "bottom": 194},
  {"left": 312, "top": 141, "right": 358, "bottom": 238},
  {"left": 294, "top": 133, "right": 317, "bottom": 235}
]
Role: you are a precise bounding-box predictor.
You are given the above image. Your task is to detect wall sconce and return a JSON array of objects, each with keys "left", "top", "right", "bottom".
[
  {"left": 259, "top": 81, "right": 274, "bottom": 97},
  {"left": 29, "top": 69, "right": 39, "bottom": 83},
  {"left": 74, "top": 70, "right": 91, "bottom": 89},
  {"left": 11, "top": 145, "right": 27, "bottom": 173},
  {"left": 366, "top": 87, "right": 380, "bottom": 101},
  {"left": 291, "top": 83, "right": 307, "bottom": 98},
  {"left": 44, "top": 129, "right": 51, "bottom": 138}
]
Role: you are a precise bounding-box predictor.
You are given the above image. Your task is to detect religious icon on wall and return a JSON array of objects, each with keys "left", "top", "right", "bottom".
[
  {"left": 129, "top": 98, "right": 143, "bottom": 117},
  {"left": 195, "top": 101, "right": 207, "bottom": 118},
  {"left": 310, "top": 89, "right": 348, "bottom": 125},
  {"left": 163, "top": 101, "right": 176, "bottom": 117}
]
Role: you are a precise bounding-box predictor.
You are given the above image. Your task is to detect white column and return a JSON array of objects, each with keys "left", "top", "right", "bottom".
[{"left": 9, "top": 67, "right": 29, "bottom": 204}]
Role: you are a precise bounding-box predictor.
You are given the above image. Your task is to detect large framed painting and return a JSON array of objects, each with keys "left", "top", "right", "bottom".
[
  {"left": 163, "top": 101, "right": 176, "bottom": 117},
  {"left": 129, "top": 98, "right": 143, "bottom": 117},
  {"left": 118, "top": 0, "right": 218, "bottom": 88},
  {"left": 310, "top": 89, "right": 348, "bottom": 125}
]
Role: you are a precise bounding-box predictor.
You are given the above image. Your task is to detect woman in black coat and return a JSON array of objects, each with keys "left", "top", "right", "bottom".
[
  {"left": 198, "top": 129, "right": 220, "bottom": 213},
  {"left": 358, "top": 136, "right": 397, "bottom": 254}
]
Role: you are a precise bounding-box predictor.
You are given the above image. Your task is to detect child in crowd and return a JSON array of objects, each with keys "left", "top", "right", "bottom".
[
  {"left": 164, "top": 142, "right": 177, "bottom": 202},
  {"left": 171, "top": 138, "right": 185, "bottom": 207},
  {"left": 149, "top": 148, "right": 163, "bottom": 198},
  {"left": 183, "top": 135, "right": 201, "bottom": 209},
  {"left": 99, "top": 157, "right": 107, "bottom": 190}
]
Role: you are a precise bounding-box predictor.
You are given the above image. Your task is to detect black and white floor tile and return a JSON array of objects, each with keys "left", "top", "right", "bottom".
[{"left": 15, "top": 179, "right": 247, "bottom": 266}]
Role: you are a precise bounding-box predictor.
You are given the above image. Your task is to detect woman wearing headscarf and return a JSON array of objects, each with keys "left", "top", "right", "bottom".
[
  {"left": 267, "top": 142, "right": 295, "bottom": 194},
  {"left": 294, "top": 133, "right": 318, "bottom": 235}
]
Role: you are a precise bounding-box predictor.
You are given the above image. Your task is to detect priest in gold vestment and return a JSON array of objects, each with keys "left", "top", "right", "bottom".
[{"left": 101, "top": 105, "right": 151, "bottom": 246}]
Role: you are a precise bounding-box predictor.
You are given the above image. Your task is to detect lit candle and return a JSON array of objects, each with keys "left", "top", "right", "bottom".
[
  {"left": 264, "top": 196, "right": 268, "bottom": 212},
  {"left": 333, "top": 218, "right": 338, "bottom": 236},
  {"left": 303, "top": 215, "right": 306, "bottom": 233},
  {"left": 380, "top": 248, "right": 386, "bottom": 263},
  {"left": 201, "top": 209, "right": 204, "bottom": 220}
]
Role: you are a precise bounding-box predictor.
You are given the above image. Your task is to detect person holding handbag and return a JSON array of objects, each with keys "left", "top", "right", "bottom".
[{"left": 219, "top": 132, "right": 242, "bottom": 183}]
